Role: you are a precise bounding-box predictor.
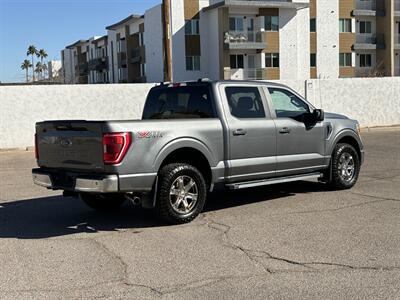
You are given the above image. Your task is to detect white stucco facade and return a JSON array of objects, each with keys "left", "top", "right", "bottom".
[
  {"left": 144, "top": 4, "right": 165, "bottom": 83},
  {"left": 316, "top": 0, "right": 339, "bottom": 79}
]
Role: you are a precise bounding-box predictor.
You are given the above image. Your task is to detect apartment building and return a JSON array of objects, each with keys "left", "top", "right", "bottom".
[
  {"left": 163, "top": 0, "right": 311, "bottom": 81},
  {"left": 61, "top": 0, "right": 399, "bottom": 84},
  {"left": 310, "top": 0, "right": 400, "bottom": 78},
  {"left": 106, "top": 15, "right": 147, "bottom": 83},
  {"left": 88, "top": 35, "right": 109, "bottom": 84}
]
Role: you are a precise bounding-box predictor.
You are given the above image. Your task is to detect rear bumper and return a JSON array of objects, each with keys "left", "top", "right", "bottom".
[
  {"left": 32, "top": 168, "right": 157, "bottom": 193},
  {"left": 32, "top": 169, "right": 119, "bottom": 193}
]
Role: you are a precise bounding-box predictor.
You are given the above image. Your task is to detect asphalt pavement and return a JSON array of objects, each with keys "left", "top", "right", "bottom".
[{"left": 0, "top": 130, "right": 399, "bottom": 299}]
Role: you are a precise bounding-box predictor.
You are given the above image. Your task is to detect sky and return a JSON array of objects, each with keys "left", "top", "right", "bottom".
[{"left": 0, "top": 0, "right": 161, "bottom": 83}]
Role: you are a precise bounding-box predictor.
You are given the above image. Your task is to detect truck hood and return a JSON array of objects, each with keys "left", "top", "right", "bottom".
[{"left": 324, "top": 112, "right": 349, "bottom": 120}]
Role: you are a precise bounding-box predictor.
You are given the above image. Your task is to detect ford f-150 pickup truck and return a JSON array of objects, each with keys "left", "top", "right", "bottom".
[{"left": 33, "top": 80, "right": 364, "bottom": 224}]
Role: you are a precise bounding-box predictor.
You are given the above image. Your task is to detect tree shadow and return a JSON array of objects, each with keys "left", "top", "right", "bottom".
[{"left": 0, "top": 181, "right": 331, "bottom": 239}]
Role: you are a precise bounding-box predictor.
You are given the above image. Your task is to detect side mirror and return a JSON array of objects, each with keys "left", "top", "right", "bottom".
[{"left": 313, "top": 109, "right": 324, "bottom": 122}]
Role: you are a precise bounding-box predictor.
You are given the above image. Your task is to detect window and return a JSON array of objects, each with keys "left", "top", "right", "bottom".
[
  {"left": 142, "top": 85, "right": 215, "bottom": 119},
  {"left": 140, "top": 63, "right": 146, "bottom": 77},
  {"left": 310, "top": 53, "right": 316, "bottom": 67},
  {"left": 225, "top": 87, "right": 266, "bottom": 119},
  {"left": 264, "top": 16, "right": 279, "bottom": 31},
  {"left": 186, "top": 56, "right": 200, "bottom": 71},
  {"left": 185, "top": 19, "right": 200, "bottom": 35},
  {"left": 265, "top": 53, "right": 279, "bottom": 68},
  {"left": 230, "top": 54, "right": 244, "bottom": 69},
  {"left": 229, "top": 17, "right": 244, "bottom": 31},
  {"left": 359, "top": 21, "right": 372, "bottom": 34},
  {"left": 359, "top": 54, "right": 372, "bottom": 67},
  {"left": 139, "top": 32, "right": 144, "bottom": 46},
  {"left": 268, "top": 88, "right": 309, "bottom": 119},
  {"left": 339, "top": 19, "right": 352, "bottom": 32},
  {"left": 339, "top": 53, "right": 352, "bottom": 67},
  {"left": 310, "top": 18, "right": 316, "bottom": 32}
]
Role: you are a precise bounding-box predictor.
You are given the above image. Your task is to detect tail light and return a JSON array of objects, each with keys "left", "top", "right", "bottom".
[
  {"left": 102, "top": 132, "right": 131, "bottom": 165},
  {"left": 34, "top": 133, "right": 39, "bottom": 160}
]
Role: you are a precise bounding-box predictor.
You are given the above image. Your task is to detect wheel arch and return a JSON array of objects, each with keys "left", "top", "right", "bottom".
[
  {"left": 153, "top": 138, "right": 215, "bottom": 189},
  {"left": 330, "top": 130, "right": 363, "bottom": 161}
]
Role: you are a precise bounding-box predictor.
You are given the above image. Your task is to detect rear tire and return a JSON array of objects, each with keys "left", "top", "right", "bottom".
[
  {"left": 79, "top": 193, "right": 126, "bottom": 211},
  {"left": 156, "top": 163, "right": 207, "bottom": 224},
  {"left": 328, "top": 143, "right": 360, "bottom": 190}
]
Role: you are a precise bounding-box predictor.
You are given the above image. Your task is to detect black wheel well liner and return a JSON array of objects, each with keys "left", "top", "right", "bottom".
[
  {"left": 159, "top": 147, "right": 212, "bottom": 188},
  {"left": 334, "top": 135, "right": 361, "bottom": 160}
]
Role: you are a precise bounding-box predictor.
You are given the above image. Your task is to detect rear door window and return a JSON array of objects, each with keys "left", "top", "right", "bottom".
[
  {"left": 225, "top": 86, "right": 266, "bottom": 119},
  {"left": 142, "top": 85, "right": 215, "bottom": 119}
]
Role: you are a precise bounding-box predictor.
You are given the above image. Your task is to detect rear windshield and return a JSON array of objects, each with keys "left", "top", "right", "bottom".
[{"left": 142, "top": 85, "right": 216, "bottom": 119}]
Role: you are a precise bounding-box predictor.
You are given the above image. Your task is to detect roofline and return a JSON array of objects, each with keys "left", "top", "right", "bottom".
[
  {"left": 202, "top": 0, "right": 309, "bottom": 12},
  {"left": 106, "top": 14, "right": 144, "bottom": 30},
  {"left": 66, "top": 39, "right": 89, "bottom": 49},
  {"left": 92, "top": 35, "right": 108, "bottom": 44}
]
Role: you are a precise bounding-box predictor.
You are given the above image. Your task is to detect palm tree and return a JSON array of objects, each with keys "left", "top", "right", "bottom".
[
  {"left": 21, "top": 59, "right": 32, "bottom": 83},
  {"left": 35, "top": 62, "right": 44, "bottom": 80},
  {"left": 27, "top": 45, "right": 38, "bottom": 81},
  {"left": 37, "top": 49, "right": 48, "bottom": 78},
  {"left": 41, "top": 63, "right": 48, "bottom": 80}
]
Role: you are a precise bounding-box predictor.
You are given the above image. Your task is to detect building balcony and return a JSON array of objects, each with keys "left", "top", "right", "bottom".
[
  {"left": 88, "top": 57, "right": 108, "bottom": 71},
  {"left": 395, "top": 0, "right": 400, "bottom": 12},
  {"left": 395, "top": 67, "right": 400, "bottom": 76},
  {"left": 117, "top": 52, "right": 127, "bottom": 67},
  {"left": 224, "top": 31, "right": 266, "bottom": 50},
  {"left": 353, "top": 0, "right": 385, "bottom": 16},
  {"left": 224, "top": 68, "right": 280, "bottom": 80},
  {"left": 130, "top": 47, "right": 143, "bottom": 64},
  {"left": 354, "top": 33, "right": 385, "bottom": 50},
  {"left": 78, "top": 62, "right": 88, "bottom": 75},
  {"left": 395, "top": 35, "right": 400, "bottom": 50}
]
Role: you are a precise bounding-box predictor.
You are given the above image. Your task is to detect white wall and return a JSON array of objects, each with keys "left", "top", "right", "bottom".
[
  {"left": 0, "top": 84, "right": 154, "bottom": 149},
  {"left": 0, "top": 78, "right": 399, "bottom": 149},
  {"left": 145, "top": 4, "right": 165, "bottom": 83}
]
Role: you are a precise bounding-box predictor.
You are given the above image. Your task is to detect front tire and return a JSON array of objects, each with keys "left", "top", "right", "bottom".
[
  {"left": 328, "top": 143, "right": 360, "bottom": 190},
  {"left": 156, "top": 163, "right": 207, "bottom": 224},
  {"left": 79, "top": 193, "right": 126, "bottom": 211}
]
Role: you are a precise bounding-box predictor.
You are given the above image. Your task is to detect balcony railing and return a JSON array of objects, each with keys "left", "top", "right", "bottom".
[
  {"left": 131, "top": 47, "right": 142, "bottom": 63},
  {"left": 395, "top": 0, "right": 400, "bottom": 11},
  {"left": 355, "top": 0, "right": 376, "bottom": 11},
  {"left": 88, "top": 57, "right": 108, "bottom": 71},
  {"left": 224, "top": 68, "right": 267, "bottom": 80},
  {"left": 224, "top": 31, "right": 266, "bottom": 49},
  {"left": 396, "top": 34, "right": 400, "bottom": 45},
  {"left": 355, "top": 33, "right": 385, "bottom": 48}
]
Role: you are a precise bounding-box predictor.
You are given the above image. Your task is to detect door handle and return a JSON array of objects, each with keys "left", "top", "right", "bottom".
[
  {"left": 279, "top": 127, "right": 291, "bottom": 134},
  {"left": 233, "top": 129, "right": 247, "bottom": 136}
]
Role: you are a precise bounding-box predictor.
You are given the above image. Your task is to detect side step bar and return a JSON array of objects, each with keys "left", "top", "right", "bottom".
[{"left": 226, "top": 173, "right": 323, "bottom": 190}]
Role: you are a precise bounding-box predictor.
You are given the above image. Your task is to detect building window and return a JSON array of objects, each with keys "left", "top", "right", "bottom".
[
  {"left": 186, "top": 56, "right": 200, "bottom": 71},
  {"left": 310, "top": 53, "right": 316, "bottom": 67},
  {"left": 339, "top": 53, "right": 352, "bottom": 67},
  {"left": 264, "top": 16, "right": 279, "bottom": 31},
  {"left": 139, "top": 33, "right": 144, "bottom": 46},
  {"left": 310, "top": 18, "right": 316, "bottom": 32},
  {"left": 229, "top": 17, "right": 244, "bottom": 31},
  {"left": 359, "top": 54, "right": 372, "bottom": 67},
  {"left": 339, "top": 19, "right": 352, "bottom": 33},
  {"left": 185, "top": 19, "right": 200, "bottom": 35},
  {"left": 230, "top": 54, "right": 244, "bottom": 69},
  {"left": 140, "top": 63, "right": 146, "bottom": 77},
  {"left": 265, "top": 53, "right": 279, "bottom": 68},
  {"left": 359, "top": 21, "right": 372, "bottom": 34}
]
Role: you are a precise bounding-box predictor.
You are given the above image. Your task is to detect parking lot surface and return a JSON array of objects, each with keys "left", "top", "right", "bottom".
[{"left": 0, "top": 130, "right": 399, "bottom": 299}]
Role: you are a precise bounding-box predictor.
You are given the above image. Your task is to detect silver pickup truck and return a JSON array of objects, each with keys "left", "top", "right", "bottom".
[{"left": 33, "top": 80, "right": 364, "bottom": 224}]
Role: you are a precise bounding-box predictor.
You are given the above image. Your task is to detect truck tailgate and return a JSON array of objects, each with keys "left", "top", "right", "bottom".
[{"left": 36, "top": 121, "right": 105, "bottom": 171}]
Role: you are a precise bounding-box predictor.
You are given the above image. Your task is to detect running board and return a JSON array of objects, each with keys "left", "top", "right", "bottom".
[{"left": 226, "top": 173, "right": 323, "bottom": 190}]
